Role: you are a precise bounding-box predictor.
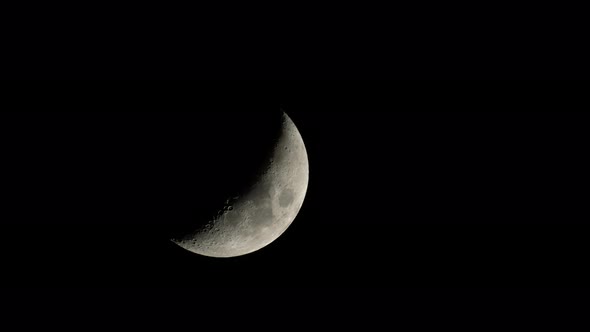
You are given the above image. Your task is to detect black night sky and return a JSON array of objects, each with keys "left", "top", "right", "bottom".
[
  {"left": 1, "top": 82, "right": 589, "bottom": 295},
  {"left": 2, "top": 81, "right": 590, "bottom": 331}
]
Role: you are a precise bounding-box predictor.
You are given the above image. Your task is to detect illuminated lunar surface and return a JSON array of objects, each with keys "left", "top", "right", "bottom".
[{"left": 171, "top": 111, "right": 309, "bottom": 258}]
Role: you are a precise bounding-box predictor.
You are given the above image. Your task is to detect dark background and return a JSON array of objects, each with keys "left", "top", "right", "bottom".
[
  {"left": 1, "top": 81, "right": 589, "bottom": 293},
  {"left": 2, "top": 5, "right": 588, "bottom": 80},
  {"left": 1, "top": 81, "right": 589, "bottom": 330}
]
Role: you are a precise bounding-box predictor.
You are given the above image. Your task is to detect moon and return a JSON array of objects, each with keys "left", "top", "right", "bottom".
[{"left": 171, "top": 111, "right": 309, "bottom": 258}]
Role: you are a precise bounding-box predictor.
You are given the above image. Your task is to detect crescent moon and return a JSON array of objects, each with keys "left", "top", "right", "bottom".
[{"left": 171, "top": 111, "right": 309, "bottom": 258}]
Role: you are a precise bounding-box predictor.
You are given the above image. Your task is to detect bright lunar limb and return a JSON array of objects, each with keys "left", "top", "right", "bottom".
[{"left": 171, "top": 111, "right": 309, "bottom": 258}]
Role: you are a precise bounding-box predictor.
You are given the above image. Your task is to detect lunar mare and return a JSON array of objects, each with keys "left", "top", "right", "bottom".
[{"left": 171, "top": 111, "right": 309, "bottom": 258}]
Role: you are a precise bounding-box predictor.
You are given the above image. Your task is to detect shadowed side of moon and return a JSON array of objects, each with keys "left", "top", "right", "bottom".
[{"left": 170, "top": 111, "right": 309, "bottom": 258}]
